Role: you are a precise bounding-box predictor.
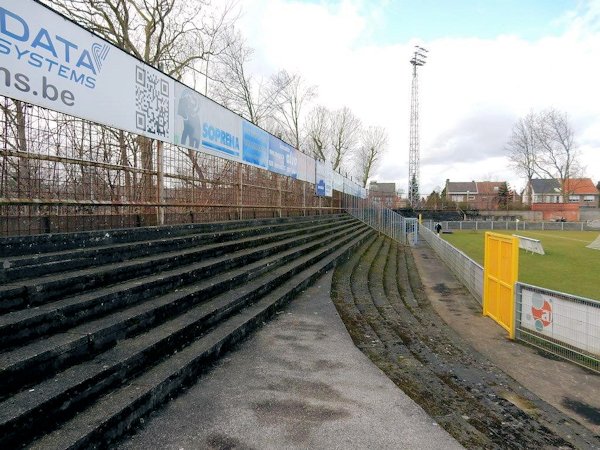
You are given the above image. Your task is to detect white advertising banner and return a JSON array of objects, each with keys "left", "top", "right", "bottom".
[
  {"left": 0, "top": 0, "right": 173, "bottom": 142},
  {"left": 315, "top": 160, "right": 333, "bottom": 197},
  {"left": 333, "top": 171, "right": 344, "bottom": 192},
  {"left": 294, "top": 152, "right": 315, "bottom": 184},
  {"left": 520, "top": 287, "right": 600, "bottom": 356},
  {"left": 174, "top": 82, "right": 242, "bottom": 161},
  {"left": 198, "top": 95, "right": 242, "bottom": 160}
]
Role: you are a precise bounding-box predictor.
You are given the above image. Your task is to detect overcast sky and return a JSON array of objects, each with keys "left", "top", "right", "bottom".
[{"left": 237, "top": 0, "right": 600, "bottom": 196}]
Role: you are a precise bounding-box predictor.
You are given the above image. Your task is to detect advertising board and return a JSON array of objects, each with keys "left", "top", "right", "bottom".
[
  {"left": 0, "top": 0, "right": 174, "bottom": 142},
  {"left": 315, "top": 160, "right": 333, "bottom": 197},
  {"left": 520, "top": 287, "right": 600, "bottom": 356}
]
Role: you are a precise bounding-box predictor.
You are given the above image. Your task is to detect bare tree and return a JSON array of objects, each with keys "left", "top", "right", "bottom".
[
  {"left": 304, "top": 105, "right": 330, "bottom": 161},
  {"left": 42, "top": 0, "right": 239, "bottom": 207},
  {"left": 44, "top": 0, "right": 236, "bottom": 80},
  {"left": 534, "top": 108, "right": 580, "bottom": 200},
  {"left": 329, "top": 107, "right": 361, "bottom": 171},
  {"left": 272, "top": 71, "right": 317, "bottom": 150},
  {"left": 508, "top": 109, "right": 580, "bottom": 204},
  {"left": 355, "top": 126, "right": 388, "bottom": 188},
  {"left": 209, "top": 31, "right": 287, "bottom": 127},
  {"left": 506, "top": 112, "right": 537, "bottom": 205}
]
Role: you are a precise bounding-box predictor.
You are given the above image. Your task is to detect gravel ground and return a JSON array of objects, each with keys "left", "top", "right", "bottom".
[{"left": 331, "top": 234, "right": 600, "bottom": 449}]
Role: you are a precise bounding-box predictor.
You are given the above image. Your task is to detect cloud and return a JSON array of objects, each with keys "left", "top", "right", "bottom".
[
  {"left": 238, "top": 0, "right": 600, "bottom": 194},
  {"left": 423, "top": 108, "right": 516, "bottom": 164}
]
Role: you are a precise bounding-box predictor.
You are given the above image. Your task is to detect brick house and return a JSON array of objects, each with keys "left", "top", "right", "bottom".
[
  {"left": 444, "top": 180, "right": 512, "bottom": 210},
  {"left": 522, "top": 178, "right": 599, "bottom": 207},
  {"left": 368, "top": 182, "right": 398, "bottom": 208}
]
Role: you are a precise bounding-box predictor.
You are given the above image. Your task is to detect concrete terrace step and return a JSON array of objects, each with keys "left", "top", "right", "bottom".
[
  {"left": 0, "top": 216, "right": 354, "bottom": 312},
  {"left": 0, "top": 225, "right": 372, "bottom": 448},
  {"left": 0, "top": 220, "right": 359, "bottom": 350},
  {"left": 0, "top": 215, "right": 347, "bottom": 257},
  {"left": 0, "top": 215, "right": 349, "bottom": 283},
  {"left": 0, "top": 222, "right": 366, "bottom": 395}
]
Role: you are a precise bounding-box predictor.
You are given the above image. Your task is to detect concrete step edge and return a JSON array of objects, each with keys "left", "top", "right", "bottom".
[{"left": 26, "top": 227, "right": 372, "bottom": 450}]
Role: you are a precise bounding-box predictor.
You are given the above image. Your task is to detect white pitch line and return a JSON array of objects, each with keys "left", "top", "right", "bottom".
[{"left": 518, "top": 231, "right": 592, "bottom": 243}]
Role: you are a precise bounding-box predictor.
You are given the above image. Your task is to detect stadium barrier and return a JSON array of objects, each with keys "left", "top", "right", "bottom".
[
  {"left": 422, "top": 223, "right": 600, "bottom": 371},
  {"left": 345, "top": 194, "right": 418, "bottom": 246},
  {"left": 436, "top": 220, "right": 598, "bottom": 232},
  {"left": 513, "top": 234, "right": 545, "bottom": 255},
  {"left": 419, "top": 224, "right": 483, "bottom": 303},
  {"left": 515, "top": 283, "right": 599, "bottom": 373}
]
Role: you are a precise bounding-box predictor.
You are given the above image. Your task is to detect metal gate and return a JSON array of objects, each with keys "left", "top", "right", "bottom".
[{"left": 483, "top": 232, "right": 519, "bottom": 338}]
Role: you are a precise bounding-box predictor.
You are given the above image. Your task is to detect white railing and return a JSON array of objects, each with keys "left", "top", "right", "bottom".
[
  {"left": 432, "top": 220, "right": 599, "bottom": 232},
  {"left": 342, "top": 194, "right": 418, "bottom": 246}
]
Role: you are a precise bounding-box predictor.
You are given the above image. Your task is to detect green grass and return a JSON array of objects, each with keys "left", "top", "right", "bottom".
[{"left": 441, "top": 230, "right": 600, "bottom": 300}]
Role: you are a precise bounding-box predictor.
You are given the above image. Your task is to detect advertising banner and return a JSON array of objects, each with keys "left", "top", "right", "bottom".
[
  {"left": 315, "top": 160, "right": 333, "bottom": 197},
  {"left": 174, "top": 83, "right": 203, "bottom": 150},
  {"left": 333, "top": 171, "right": 344, "bottom": 192},
  {"left": 297, "top": 153, "right": 315, "bottom": 184},
  {"left": 268, "top": 136, "right": 297, "bottom": 179},
  {"left": 242, "top": 120, "right": 269, "bottom": 169},
  {"left": 0, "top": 0, "right": 173, "bottom": 142},
  {"left": 199, "top": 96, "right": 242, "bottom": 159},
  {"left": 520, "top": 287, "right": 600, "bottom": 356}
]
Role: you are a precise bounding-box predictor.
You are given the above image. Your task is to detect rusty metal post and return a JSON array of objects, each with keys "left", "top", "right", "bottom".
[
  {"left": 278, "top": 177, "right": 282, "bottom": 218},
  {"left": 156, "top": 140, "right": 165, "bottom": 226},
  {"left": 238, "top": 163, "right": 243, "bottom": 220}
]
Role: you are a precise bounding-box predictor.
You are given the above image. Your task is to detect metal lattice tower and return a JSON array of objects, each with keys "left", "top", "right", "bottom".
[{"left": 408, "top": 46, "right": 427, "bottom": 207}]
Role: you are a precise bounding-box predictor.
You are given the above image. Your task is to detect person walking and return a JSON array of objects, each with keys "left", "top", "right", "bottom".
[{"left": 435, "top": 222, "right": 442, "bottom": 235}]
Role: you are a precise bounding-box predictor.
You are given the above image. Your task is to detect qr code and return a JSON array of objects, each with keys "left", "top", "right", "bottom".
[{"left": 135, "top": 66, "right": 170, "bottom": 137}]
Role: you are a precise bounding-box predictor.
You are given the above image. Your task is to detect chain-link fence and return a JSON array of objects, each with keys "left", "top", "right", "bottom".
[
  {"left": 0, "top": 97, "right": 345, "bottom": 236},
  {"left": 515, "top": 283, "right": 599, "bottom": 373},
  {"left": 419, "top": 224, "right": 483, "bottom": 303}
]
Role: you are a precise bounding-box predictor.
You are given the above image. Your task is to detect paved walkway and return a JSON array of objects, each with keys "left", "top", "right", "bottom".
[
  {"left": 412, "top": 240, "right": 600, "bottom": 435},
  {"left": 119, "top": 271, "right": 462, "bottom": 450}
]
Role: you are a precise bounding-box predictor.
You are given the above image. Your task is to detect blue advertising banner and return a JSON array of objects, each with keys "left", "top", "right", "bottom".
[
  {"left": 242, "top": 120, "right": 269, "bottom": 168},
  {"left": 269, "top": 136, "right": 297, "bottom": 178}
]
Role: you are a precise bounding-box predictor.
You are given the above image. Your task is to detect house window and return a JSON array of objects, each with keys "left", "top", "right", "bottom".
[
  {"left": 569, "top": 195, "right": 580, "bottom": 202},
  {"left": 584, "top": 195, "right": 595, "bottom": 202},
  {"left": 451, "top": 195, "right": 463, "bottom": 202}
]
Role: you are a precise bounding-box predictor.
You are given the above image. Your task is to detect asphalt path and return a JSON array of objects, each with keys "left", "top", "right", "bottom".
[{"left": 118, "top": 270, "right": 462, "bottom": 450}]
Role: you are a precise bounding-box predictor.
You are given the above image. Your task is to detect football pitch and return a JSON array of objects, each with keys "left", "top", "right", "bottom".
[{"left": 440, "top": 230, "right": 600, "bottom": 301}]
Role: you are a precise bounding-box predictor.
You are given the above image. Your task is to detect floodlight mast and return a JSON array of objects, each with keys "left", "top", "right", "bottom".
[{"left": 408, "top": 46, "right": 427, "bottom": 207}]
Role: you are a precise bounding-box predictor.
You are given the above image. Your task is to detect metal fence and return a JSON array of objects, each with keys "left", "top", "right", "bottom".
[
  {"left": 515, "top": 283, "right": 599, "bottom": 373},
  {"left": 0, "top": 97, "right": 344, "bottom": 237},
  {"left": 421, "top": 223, "right": 600, "bottom": 372},
  {"left": 437, "top": 220, "right": 600, "bottom": 232},
  {"left": 419, "top": 224, "right": 484, "bottom": 303},
  {"left": 344, "top": 194, "right": 418, "bottom": 246}
]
